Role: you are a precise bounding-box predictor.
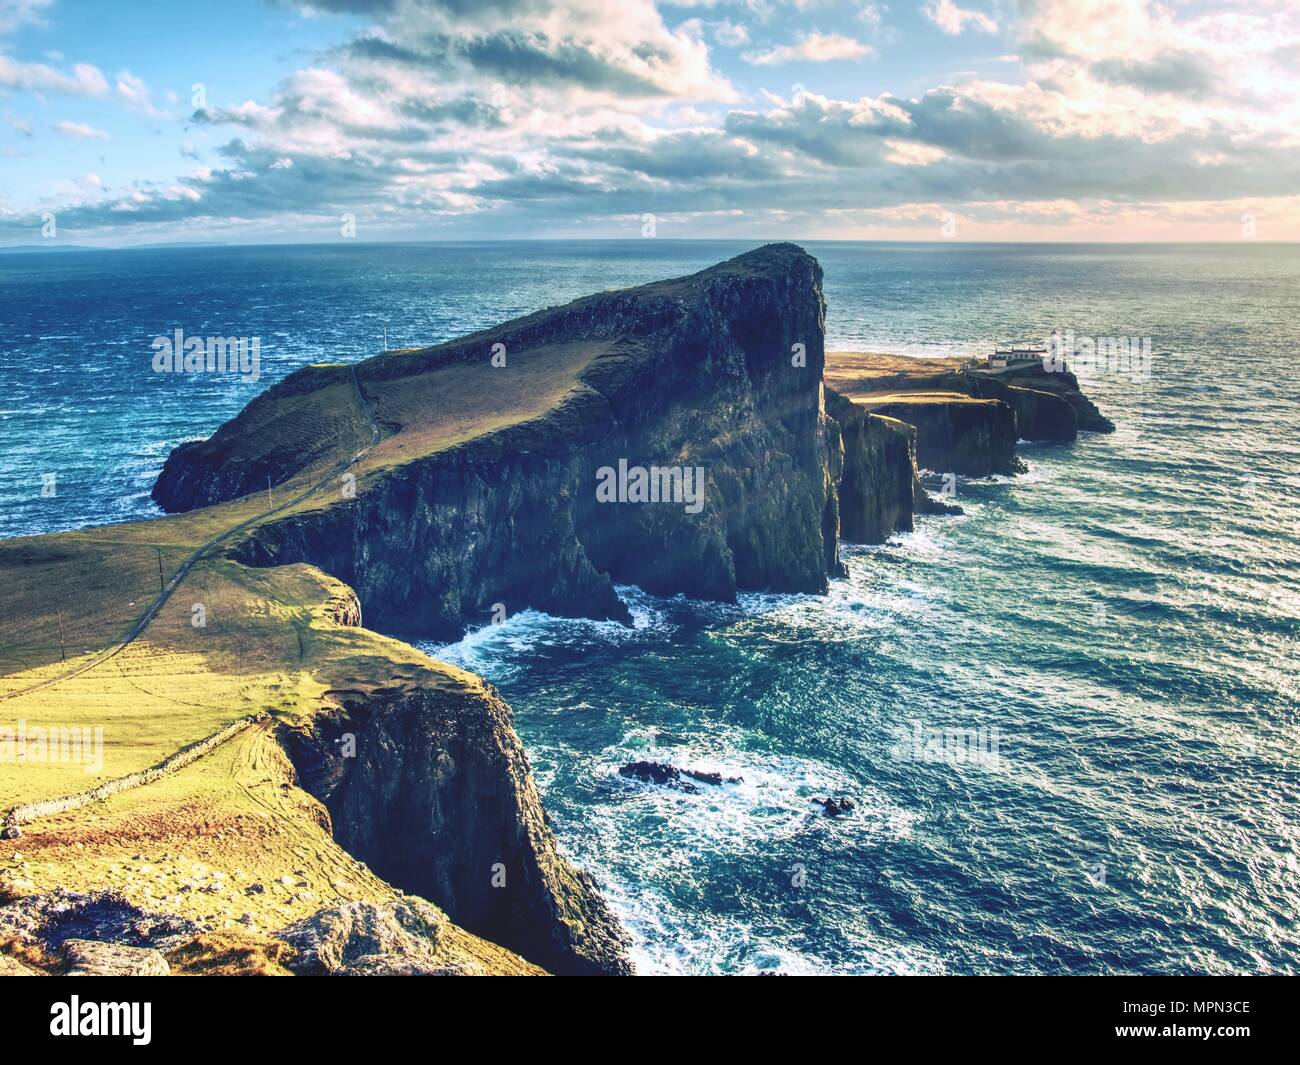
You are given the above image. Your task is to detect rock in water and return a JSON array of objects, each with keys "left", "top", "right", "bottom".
[
  {"left": 812, "top": 797, "right": 856, "bottom": 817},
  {"left": 681, "top": 768, "right": 744, "bottom": 786},
  {"left": 619, "top": 760, "right": 698, "bottom": 792}
]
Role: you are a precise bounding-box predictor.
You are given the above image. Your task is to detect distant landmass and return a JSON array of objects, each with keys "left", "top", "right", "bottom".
[{"left": 0, "top": 241, "right": 228, "bottom": 253}]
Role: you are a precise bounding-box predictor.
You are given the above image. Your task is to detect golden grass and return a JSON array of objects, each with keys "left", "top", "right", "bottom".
[
  {"left": 852, "top": 390, "right": 996, "bottom": 407},
  {"left": 165, "top": 930, "right": 297, "bottom": 976},
  {"left": 825, "top": 350, "right": 965, "bottom": 392},
  {"left": 2, "top": 723, "right": 400, "bottom": 932},
  {"left": 357, "top": 341, "right": 603, "bottom": 476},
  {"left": 0, "top": 331, "right": 605, "bottom": 974}
]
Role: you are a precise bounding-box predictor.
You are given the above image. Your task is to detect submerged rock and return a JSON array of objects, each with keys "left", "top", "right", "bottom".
[
  {"left": 619, "top": 760, "right": 696, "bottom": 791},
  {"left": 619, "top": 761, "right": 743, "bottom": 791},
  {"left": 681, "top": 768, "right": 744, "bottom": 786},
  {"left": 812, "top": 797, "right": 856, "bottom": 817}
]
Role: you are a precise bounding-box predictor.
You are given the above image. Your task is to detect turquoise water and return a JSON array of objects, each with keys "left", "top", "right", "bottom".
[{"left": 3, "top": 241, "right": 1298, "bottom": 973}]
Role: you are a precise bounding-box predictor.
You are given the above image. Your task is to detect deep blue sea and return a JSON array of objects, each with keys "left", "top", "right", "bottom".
[{"left": 2, "top": 241, "right": 1297, "bottom": 973}]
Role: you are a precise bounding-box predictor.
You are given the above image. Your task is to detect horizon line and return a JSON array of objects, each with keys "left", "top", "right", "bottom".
[{"left": 2, "top": 236, "right": 1298, "bottom": 253}]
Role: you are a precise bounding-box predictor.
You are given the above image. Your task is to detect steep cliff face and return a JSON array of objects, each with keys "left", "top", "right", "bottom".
[
  {"left": 864, "top": 395, "right": 1023, "bottom": 476},
  {"left": 1004, "top": 385, "right": 1078, "bottom": 441},
  {"left": 908, "top": 373, "right": 1078, "bottom": 443},
  {"left": 148, "top": 244, "right": 849, "bottom": 976},
  {"left": 825, "top": 388, "right": 915, "bottom": 541},
  {"left": 874, "top": 414, "right": 963, "bottom": 517},
  {"left": 1002, "top": 365, "right": 1115, "bottom": 432},
  {"left": 284, "top": 675, "right": 632, "bottom": 976},
  {"left": 157, "top": 244, "right": 841, "bottom": 638}
]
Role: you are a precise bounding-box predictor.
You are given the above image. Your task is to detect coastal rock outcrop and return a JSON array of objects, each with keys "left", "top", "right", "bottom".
[
  {"left": 1001, "top": 365, "right": 1114, "bottom": 432},
  {"left": 864, "top": 393, "right": 1023, "bottom": 477},
  {"left": 276, "top": 899, "right": 457, "bottom": 976},
  {"left": 62, "top": 938, "right": 171, "bottom": 976},
  {"left": 824, "top": 388, "right": 916, "bottom": 541},
  {"left": 0, "top": 888, "right": 201, "bottom": 953},
  {"left": 618, "top": 760, "right": 744, "bottom": 791},
  {"left": 154, "top": 244, "right": 845, "bottom": 638},
  {"left": 825, "top": 352, "right": 1113, "bottom": 479},
  {"left": 899, "top": 372, "right": 1079, "bottom": 443},
  {"left": 284, "top": 676, "right": 633, "bottom": 976}
]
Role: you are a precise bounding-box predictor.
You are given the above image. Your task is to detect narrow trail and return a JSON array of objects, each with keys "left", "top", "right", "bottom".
[{"left": 1, "top": 364, "right": 382, "bottom": 704}]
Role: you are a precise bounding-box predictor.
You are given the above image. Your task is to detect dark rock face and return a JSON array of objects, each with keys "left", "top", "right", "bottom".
[
  {"left": 868, "top": 396, "right": 1023, "bottom": 477},
  {"left": 910, "top": 373, "right": 1079, "bottom": 443},
  {"left": 617, "top": 760, "right": 742, "bottom": 790},
  {"left": 234, "top": 426, "right": 634, "bottom": 640},
  {"left": 812, "top": 797, "right": 855, "bottom": 817},
  {"left": 284, "top": 681, "right": 633, "bottom": 976},
  {"left": 1004, "top": 385, "right": 1078, "bottom": 441},
  {"left": 1003, "top": 365, "right": 1115, "bottom": 432},
  {"left": 619, "top": 760, "right": 695, "bottom": 791},
  {"left": 824, "top": 387, "right": 944, "bottom": 541},
  {"left": 154, "top": 244, "right": 842, "bottom": 640}
]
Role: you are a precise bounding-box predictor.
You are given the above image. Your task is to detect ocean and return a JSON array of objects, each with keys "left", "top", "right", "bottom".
[{"left": 2, "top": 240, "right": 1297, "bottom": 973}]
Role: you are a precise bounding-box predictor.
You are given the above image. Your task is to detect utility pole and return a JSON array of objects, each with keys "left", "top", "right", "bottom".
[
  {"left": 157, "top": 547, "right": 165, "bottom": 592},
  {"left": 383, "top": 323, "right": 388, "bottom": 353},
  {"left": 267, "top": 474, "right": 273, "bottom": 506},
  {"left": 57, "top": 611, "right": 67, "bottom": 660}
]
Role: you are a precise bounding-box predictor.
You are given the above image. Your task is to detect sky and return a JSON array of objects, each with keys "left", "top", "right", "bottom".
[{"left": 1, "top": 0, "right": 1298, "bottom": 245}]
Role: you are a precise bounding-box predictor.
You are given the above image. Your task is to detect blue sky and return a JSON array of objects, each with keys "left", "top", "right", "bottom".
[{"left": 2, "top": 0, "right": 1298, "bottom": 244}]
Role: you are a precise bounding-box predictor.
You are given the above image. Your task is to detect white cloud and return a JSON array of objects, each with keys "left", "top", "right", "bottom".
[
  {"left": 0, "top": 0, "right": 54, "bottom": 35},
  {"left": 884, "top": 138, "right": 947, "bottom": 165},
  {"left": 923, "top": 0, "right": 997, "bottom": 36},
  {"left": 7, "top": 0, "right": 1300, "bottom": 242},
  {"left": 53, "top": 119, "right": 110, "bottom": 140},
  {"left": 0, "top": 55, "right": 107, "bottom": 95},
  {"left": 116, "top": 70, "right": 164, "bottom": 115},
  {"left": 745, "top": 32, "right": 875, "bottom": 66}
]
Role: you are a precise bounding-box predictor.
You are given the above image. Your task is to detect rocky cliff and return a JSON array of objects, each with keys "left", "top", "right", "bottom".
[
  {"left": 155, "top": 244, "right": 845, "bottom": 638},
  {"left": 894, "top": 372, "right": 1079, "bottom": 443},
  {"left": 146, "top": 244, "right": 906, "bottom": 975},
  {"left": 998, "top": 364, "right": 1115, "bottom": 433},
  {"left": 823, "top": 387, "right": 956, "bottom": 541},
  {"left": 284, "top": 672, "right": 632, "bottom": 975},
  {"left": 825, "top": 351, "right": 1113, "bottom": 478},
  {"left": 862, "top": 393, "right": 1023, "bottom": 476}
]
